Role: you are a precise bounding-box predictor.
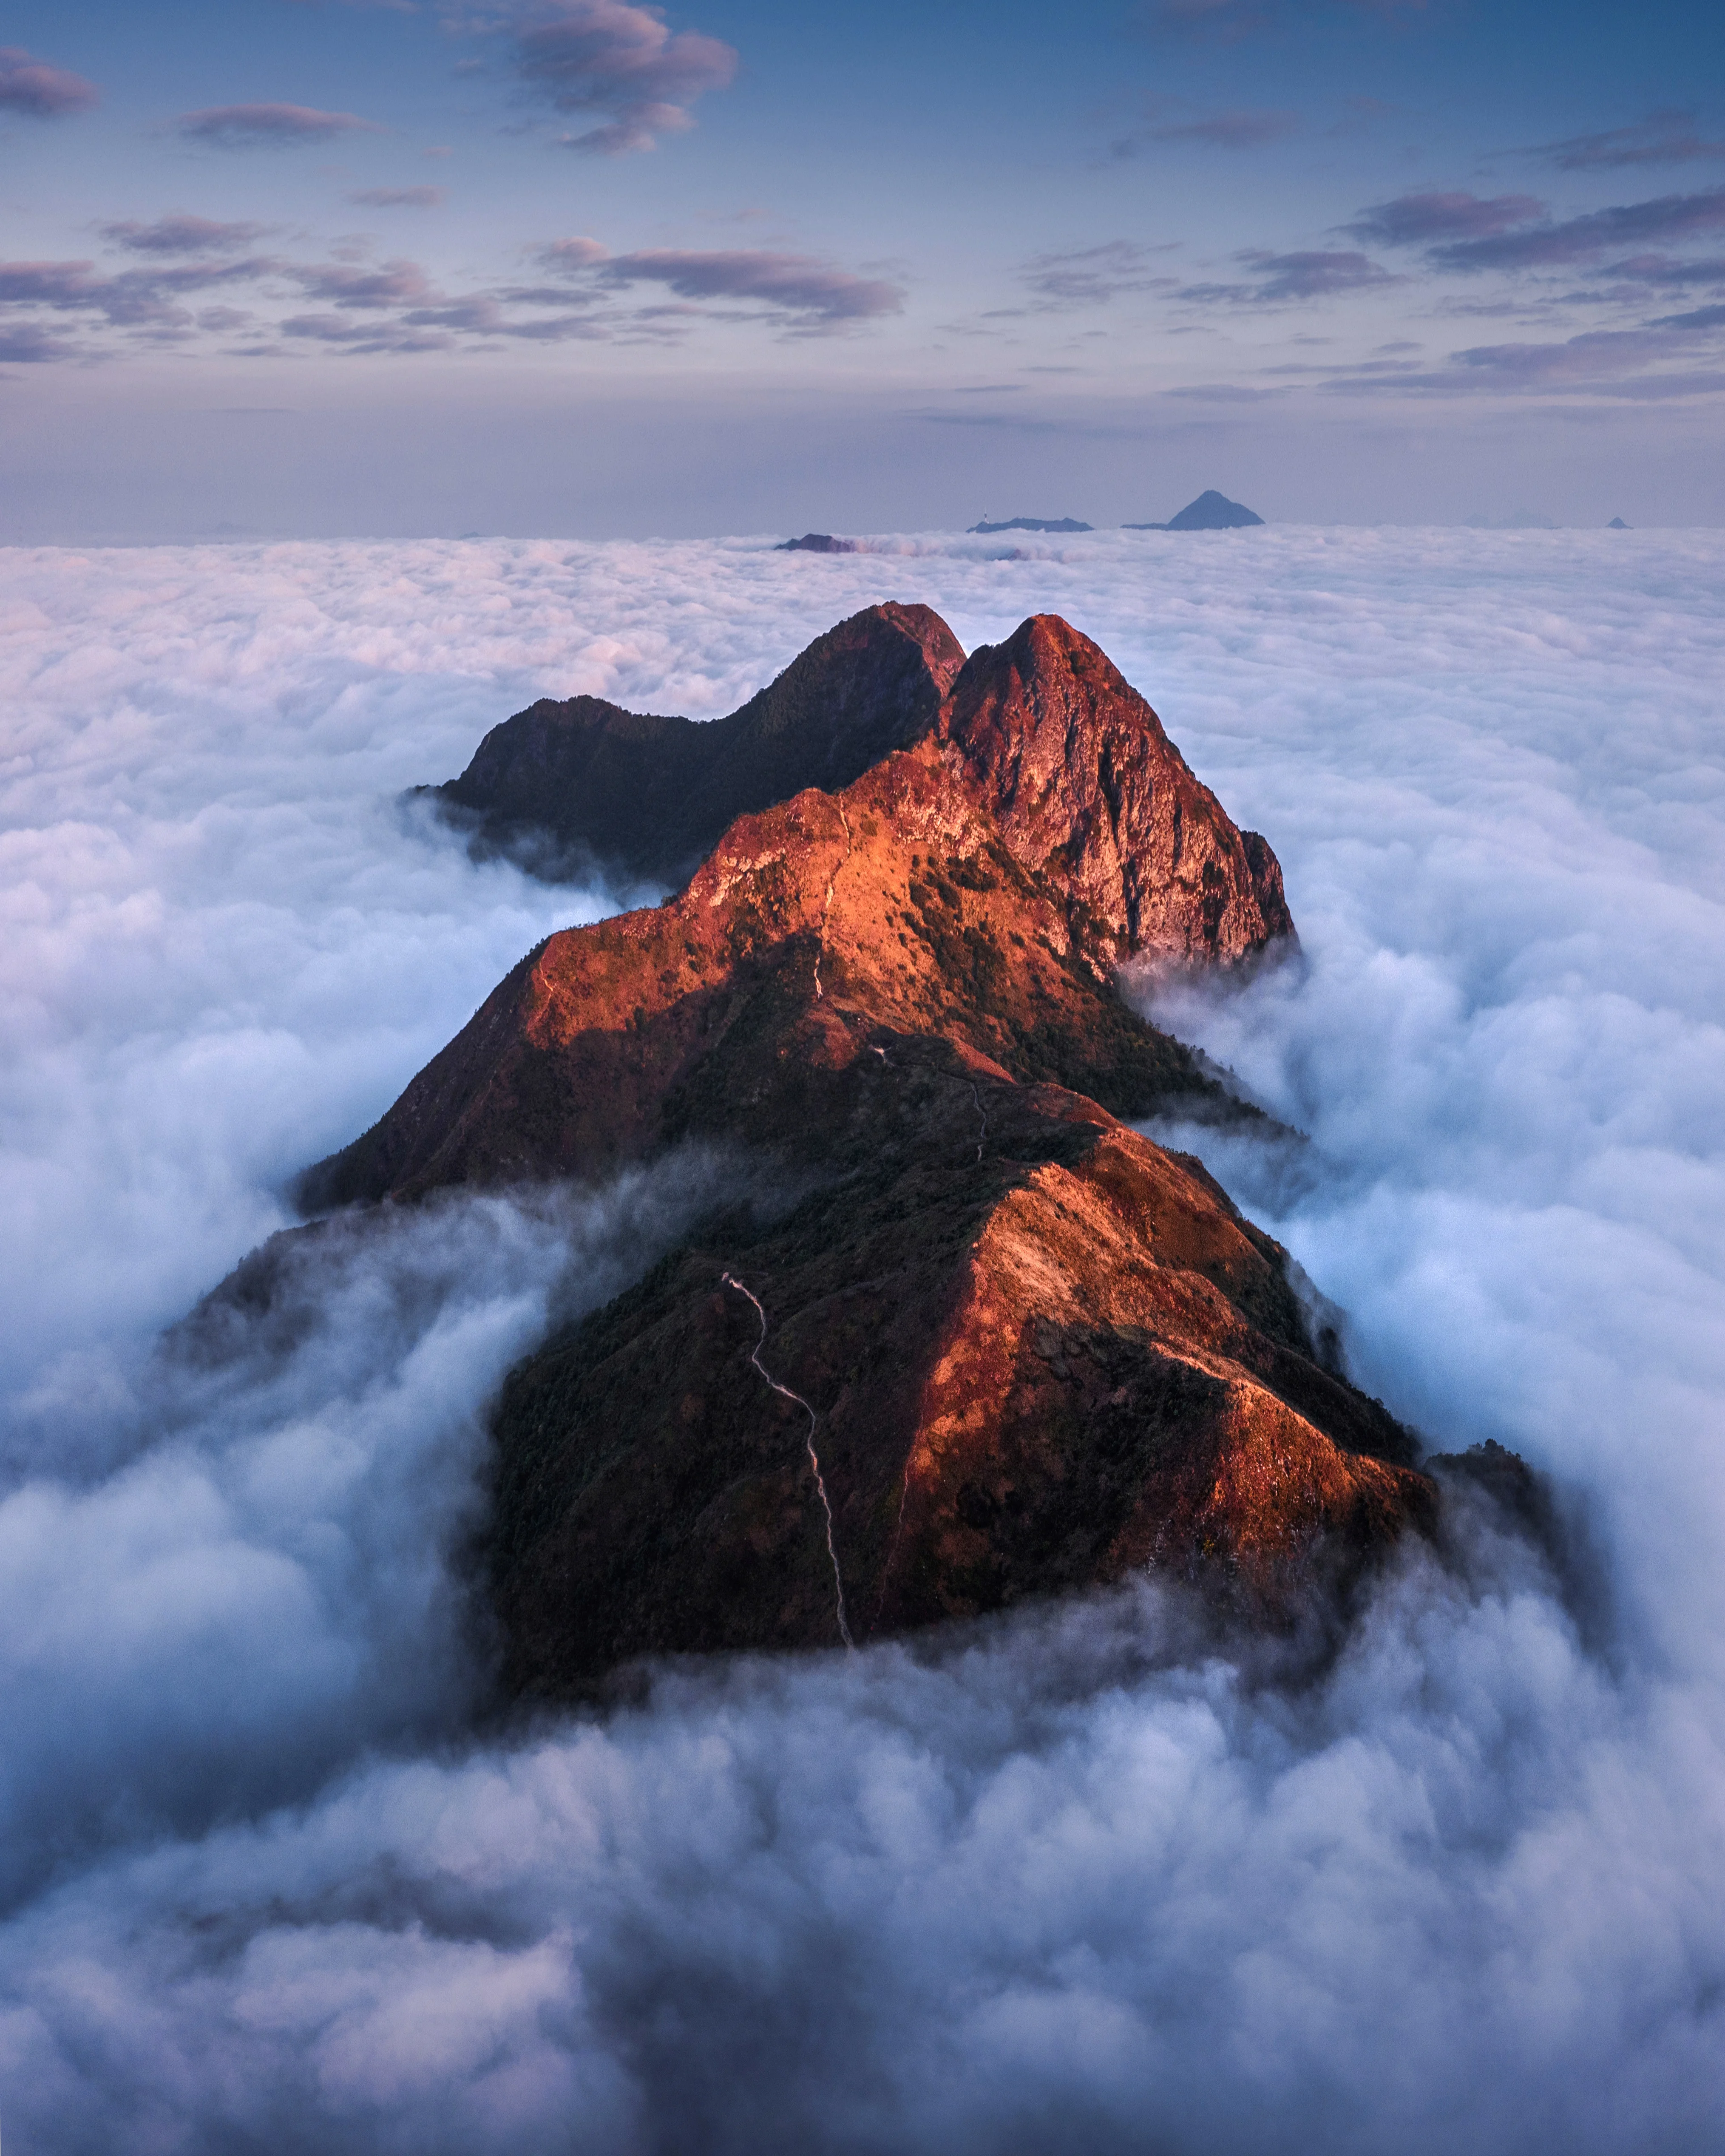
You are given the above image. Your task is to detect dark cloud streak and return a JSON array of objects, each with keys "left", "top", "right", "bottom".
[
  {"left": 541, "top": 239, "right": 904, "bottom": 327},
  {"left": 100, "top": 217, "right": 272, "bottom": 256},
  {"left": 177, "top": 103, "right": 381, "bottom": 147},
  {"left": 1345, "top": 190, "right": 1547, "bottom": 247},
  {"left": 1178, "top": 247, "right": 1399, "bottom": 306}
]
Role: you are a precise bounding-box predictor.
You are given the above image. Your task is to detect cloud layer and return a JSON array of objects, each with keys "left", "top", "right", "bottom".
[{"left": 2, "top": 530, "right": 1724, "bottom": 2149}]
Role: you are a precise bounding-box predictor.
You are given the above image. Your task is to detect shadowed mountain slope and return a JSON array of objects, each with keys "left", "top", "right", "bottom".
[{"left": 430, "top": 601, "right": 963, "bottom": 885}]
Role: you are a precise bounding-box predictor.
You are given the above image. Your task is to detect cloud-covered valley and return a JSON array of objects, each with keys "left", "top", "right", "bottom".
[{"left": 2, "top": 528, "right": 1723, "bottom": 2150}]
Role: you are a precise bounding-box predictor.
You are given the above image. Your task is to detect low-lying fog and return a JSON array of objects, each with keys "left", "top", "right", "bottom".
[{"left": 3, "top": 528, "right": 1722, "bottom": 2152}]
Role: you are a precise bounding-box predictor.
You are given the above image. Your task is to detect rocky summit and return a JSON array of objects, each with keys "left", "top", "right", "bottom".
[{"left": 283, "top": 602, "right": 1442, "bottom": 1695}]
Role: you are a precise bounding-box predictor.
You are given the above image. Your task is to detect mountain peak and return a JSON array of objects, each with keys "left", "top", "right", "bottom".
[
  {"left": 268, "top": 604, "right": 1437, "bottom": 1695},
  {"left": 941, "top": 613, "right": 1292, "bottom": 963},
  {"left": 1125, "top": 490, "right": 1265, "bottom": 533}
]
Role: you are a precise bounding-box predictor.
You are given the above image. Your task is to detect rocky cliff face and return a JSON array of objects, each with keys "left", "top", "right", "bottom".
[
  {"left": 281, "top": 602, "right": 1433, "bottom": 1693},
  {"left": 940, "top": 615, "right": 1293, "bottom": 964}
]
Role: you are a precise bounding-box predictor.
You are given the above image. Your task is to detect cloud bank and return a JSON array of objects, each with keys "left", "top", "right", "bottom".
[{"left": 1, "top": 530, "right": 1724, "bottom": 2150}]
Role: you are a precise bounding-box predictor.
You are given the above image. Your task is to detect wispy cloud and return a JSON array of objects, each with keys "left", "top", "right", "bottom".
[
  {"left": 1109, "top": 100, "right": 1298, "bottom": 158},
  {"left": 1652, "top": 301, "right": 1725, "bottom": 332},
  {"left": 1315, "top": 318, "right": 1725, "bottom": 400},
  {"left": 1529, "top": 110, "right": 1725, "bottom": 172},
  {"left": 347, "top": 186, "right": 446, "bottom": 208},
  {"left": 0, "top": 46, "right": 98, "bottom": 117},
  {"left": 1152, "top": 106, "right": 1298, "bottom": 149},
  {"left": 1021, "top": 241, "right": 1179, "bottom": 306},
  {"left": 541, "top": 239, "right": 903, "bottom": 326},
  {"left": 510, "top": 0, "right": 737, "bottom": 155},
  {"left": 1181, "top": 247, "right": 1399, "bottom": 305},
  {"left": 1345, "top": 191, "right": 1546, "bottom": 247},
  {"left": 276, "top": 313, "right": 455, "bottom": 353},
  {"left": 289, "top": 260, "right": 436, "bottom": 308},
  {"left": 176, "top": 103, "right": 382, "bottom": 147},
  {"left": 1429, "top": 186, "right": 1725, "bottom": 272},
  {"left": 99, "top": 216, "right": 272, "bottom": 256},
  {"left": 1139, "top": 0, "right": 1427, "bottom": 37}
]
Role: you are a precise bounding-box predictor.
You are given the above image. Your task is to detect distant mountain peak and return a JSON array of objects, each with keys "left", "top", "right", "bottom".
[
  {"left": 1124, "top": 489, "right": 1264, "bottom": 532},
  {"left": 967, "top": 515, "right": 1093, "bottom": 534}
]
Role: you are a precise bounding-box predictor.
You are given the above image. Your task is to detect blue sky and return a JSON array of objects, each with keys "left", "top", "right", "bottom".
[{"left": 3, "top": 0, "right": 1723, "bottom": 536}]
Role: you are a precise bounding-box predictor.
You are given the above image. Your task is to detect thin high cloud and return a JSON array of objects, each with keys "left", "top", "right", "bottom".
[
  {"left": 1158, "top": 105, "right": 1297, "bottom": 147},
  {"left": 348, "top": 186, "right": 446, "bottom": 207},
  {"left": 1021, "top": 241, "right": 1180, "bottom": 306},
  {"left": 1350, "top": 184, "right": 1725, "bottom": 272},
  {"left": 276, "top": 312, "right": 459, "bottom": 353},
  {"left": 99, "top": 216, "right": 272, "bottom": 255},
  {"left": 510, "top": 0, "right": 737, "bottom": 154},
  {"left": 540, "top": 238, "right": 905, "bottom": 326},
  {"left": 1180, "top": 246, "right": 1398, "bottom": 305},
  {"left": 1345, "top": 190, "right": 1546, "bottom": 247},
  {"left": 177, "top": 103, "right": 383, "bottom": 147},
  {"left": 0, "top": 46, "right": 98, "bottom": 117},
  {"left": 1316, "top": 319, "right": 1725, "bottom": 399},
  {"left": 1529, "top": 110, "right": 1725, "bottom": 172},
  {"left": 0, "top": 215, "right": 902, "bottom": 361},
  {"left": 1141, "top": 0, "right": 1427, "bottom": 36},
  {"left": 1111, "top": 102, "right": 1298, "bottom": 155}
]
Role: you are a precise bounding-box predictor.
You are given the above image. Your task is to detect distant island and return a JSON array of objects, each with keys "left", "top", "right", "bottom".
[
  {"left": 1125, "top": 490, "right": 1264, "bottom": 533},
  {"left": 777, "top": 533, "right": 860, "bottom": 553},
  {"left": 1608, "top": 517, "right": 1630, "bottom": 530},
  {"left": 967, "top": 516, "right": 1093, "bottom": 535}
]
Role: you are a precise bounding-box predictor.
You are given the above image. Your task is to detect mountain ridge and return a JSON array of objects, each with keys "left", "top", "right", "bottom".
[{"left": 261, "top": 601, "right": 1455, "bottom": 1691}]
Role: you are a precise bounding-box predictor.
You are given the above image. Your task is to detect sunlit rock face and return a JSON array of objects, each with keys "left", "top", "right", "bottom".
[
  {"left": 292, "top": 604, "right": 1426, "bottom": 1692},
  {"left": 939, "top": 613, "right": 1294, "bottom": 965}
]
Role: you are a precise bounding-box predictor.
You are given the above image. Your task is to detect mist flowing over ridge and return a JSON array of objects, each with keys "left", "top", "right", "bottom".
[{"left": 1, "top": 527, "right": 1723, "bottom": 2150}]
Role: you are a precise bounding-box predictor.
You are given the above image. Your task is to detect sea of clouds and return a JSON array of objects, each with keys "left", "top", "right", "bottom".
[{"left": 1, "top": 526, "right": 1722, "bottom": 2152}]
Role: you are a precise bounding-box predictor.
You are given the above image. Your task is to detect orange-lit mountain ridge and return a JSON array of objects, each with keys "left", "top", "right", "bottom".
[{"left": 281, "top": 604, "right": 1446, "bottom": 1693}]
